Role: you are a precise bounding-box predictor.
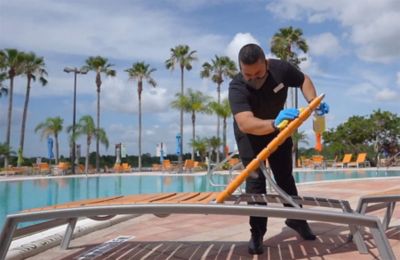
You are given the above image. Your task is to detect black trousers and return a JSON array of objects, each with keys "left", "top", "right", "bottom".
[{"left": 243, "top": 138, "right": 298, "bottom": 237}]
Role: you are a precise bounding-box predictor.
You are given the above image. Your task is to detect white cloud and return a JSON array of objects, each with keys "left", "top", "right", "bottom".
[
  {"left": 307, "top": 33, "right": 344, "bottom": 57},
  {"left": 346, "top": 82, "right": 400, "bottom": 102},
  {"left": 101, "top": 77, "right": 170, "bottom": 114},
  {"left": 0, "top": 0, "right": 228, "bottom": 63},
  {"left": 266, "top": 0, "right": 400, "bottom": 63},
  {"left": 225, "top": 33, "right": 260, "bottom": 64},
  {"left": 396, "top": 72, "right": 400, "bottom": 87},
  {"left": 375, "top": 88, "right": 399, "bottom": 101}
]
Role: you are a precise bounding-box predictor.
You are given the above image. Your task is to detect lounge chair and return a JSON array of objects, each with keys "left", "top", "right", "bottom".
[
  {"left": 162, "top": 159, "right": 176, "bottom": 171},
  {"left": 355, "top": 188, "right": 400, "bottom": 230},
  {"left": 333, "top": 153, "right": 352, "bottom": 168},
  {"left": 122, "top": 163, "right": 132, "bottom": 172},
  {"left": 311, "top": 155, "right": 325, "bottom": 169},
  {"left": 152, "top": 163, "right": 162, "bottom": 171},
  {"left": 0, "top": 94, "right": 395, "bottom": 259},
  {"left": 347, "top": 153, "right": 370, "bottom": 168},
  {"left": 113, "top": 163, "right": 123, "bottom": 173},
  {"left": 183, "top": 159, "right": 195, "bottom": 172},
  {"left": 54, "top": 162, "right": 70, "bottom": 175}
]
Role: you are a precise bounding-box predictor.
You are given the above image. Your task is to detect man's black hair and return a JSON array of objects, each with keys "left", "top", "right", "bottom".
[{"left": 238, "top": 43, "right": 265, "bottom": 65}]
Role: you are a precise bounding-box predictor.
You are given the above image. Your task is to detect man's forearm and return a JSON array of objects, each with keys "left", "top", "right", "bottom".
[{"left": 235, "top": 113, "right": 276, "bottom": 135}]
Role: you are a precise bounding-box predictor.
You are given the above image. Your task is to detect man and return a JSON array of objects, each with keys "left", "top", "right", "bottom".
[{"left": 228, "top": 43, "right": 329, "bottom": 255}]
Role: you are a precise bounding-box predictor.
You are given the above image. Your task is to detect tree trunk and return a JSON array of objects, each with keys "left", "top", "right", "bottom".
[
  {"left": 85, "top": 137, "right": 90, "bottom": 175},
  {"left": 138, "top": 81, "right": 142, "bottom": 171},
  {"left": 223, "top": 116, "right": 227, "bottom": 158},
  {"left": 18, "top": 76, "right": 32, "bottom": 167},
  {"left": 4, "top": 75, "right": 14, "bottom": 168},
  {"left": 55, "top": 133, "right": 59, "bottom": 164},
  {"left": 216, "top": 83, "right": 221, "bottom": 163},
  {"left": 178, "top": 66, "right": 184, "bottom": 170},
  {"left": 191, "top": 111, "right": 195, "bottom": 160},
  {"left": 96, "top": 84, "right": 100, "bottom": 172}
]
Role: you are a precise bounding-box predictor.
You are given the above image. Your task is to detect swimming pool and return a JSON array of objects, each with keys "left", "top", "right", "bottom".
[{"left": 1, "top": 169, "right": 399, "bottom": 228}]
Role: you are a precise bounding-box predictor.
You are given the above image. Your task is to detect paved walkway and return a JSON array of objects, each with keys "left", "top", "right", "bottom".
[{"left": 24, "top": 177, "right": 400, "bottom": 260}]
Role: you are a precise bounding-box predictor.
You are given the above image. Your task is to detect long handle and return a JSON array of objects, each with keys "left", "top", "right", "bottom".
[{"left": 216, "top": 94, "right": 325, "bottom": 203}]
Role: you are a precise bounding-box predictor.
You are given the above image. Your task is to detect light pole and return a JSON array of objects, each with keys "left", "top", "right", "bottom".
[{"left": 64, "top": 67, "right": 88, "bottom": 174}]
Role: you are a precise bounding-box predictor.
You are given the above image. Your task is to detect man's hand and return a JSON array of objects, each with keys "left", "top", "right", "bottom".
[
  {"left": 315, "top": 102, "right": 329, "bottom": 116},
  {"left": 274, "top": 108, "right": 299, "bottom": 130}
]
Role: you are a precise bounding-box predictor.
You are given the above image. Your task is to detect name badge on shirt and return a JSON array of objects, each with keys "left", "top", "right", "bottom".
[{"left": 273, "top": 83, "right": 284, "bottom": 93}]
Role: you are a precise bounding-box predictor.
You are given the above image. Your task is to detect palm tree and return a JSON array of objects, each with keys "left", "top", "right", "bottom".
[
  {"left": 209, "top": 98, "right": 232, "bottom": 158},
  {"left": 125, "top": 62, "right": 157, "bottom": 171},
  {"left": 292, "top": 131, "right": 309, "bottom": 150},
  {"left": 200, "top": 55, "right": 237, "bottom": 163},
  {"left": 18, "top": 52, "right": 48, "bottom": 166},
  {"left": 67, "top": 115, "right": 109, "bottom": 174},
  {"left": 0, "top": 143, "right": 16, "bottom": 165},
  {"left": 0, "top": 72, "right": 7, "bottom": 98},
  {"left": 0, "top": 48, "right": 25, "bottom": 168},
  {"left": 35, "top": 117, "right": 64, "bottom": 164},
  {"left": 165, "top": 45, "right": 197, "bottom": 167},
  {"left": 190, "top": 137, "right": 208, "bottom": 162},
  {"left": 206, "top": 136, "right": 222, "bottom": 166},
  {"left": 82, "top": 56, "right": 116, "bottom": 172},
  {"left": 270, "top": 26, "right": 308, "bottom": 108},
  {"left": 171, "top": 89, "right": 211, "bottom": 160},
  {"left": 271, "top": 26, "right": 309, "bottom": 167}
]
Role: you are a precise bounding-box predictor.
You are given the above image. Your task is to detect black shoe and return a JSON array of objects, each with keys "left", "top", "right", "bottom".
[
  {"left": 248, "top": 235, "right": 264, "bottom": 255},
  {"left": 285, "top": 220, "right": 316, "bottom": 240}
]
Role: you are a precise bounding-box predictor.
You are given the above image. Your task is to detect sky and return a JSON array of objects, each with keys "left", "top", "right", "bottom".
[{"left": 0, "top": 0, "right": 399, "bottom": 159}]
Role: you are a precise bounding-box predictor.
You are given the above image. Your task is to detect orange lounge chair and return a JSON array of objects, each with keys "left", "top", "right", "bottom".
[
  {"left": 34, "top": 162, "right": 50, "bottom": 175},
  {"left": 183, "top": 159, "right": 195, "bottom": 172},
  {"left": 162, "top": 159, "right": 176, "bottom": 171},
  {"left": 348, "top": 153, "right": 370, "bottom": 168},
  {"left": 333, "top": 154, "right": 352, "bottom": 168},
  {"left": 55, "top": 162, "right": 70, "bottom": 175},
  {"left": 311, "top": 155, "right": 325, "bottom": 169},
  {"left": 122, "top": 163, "right": 132, "bottom": 172}
]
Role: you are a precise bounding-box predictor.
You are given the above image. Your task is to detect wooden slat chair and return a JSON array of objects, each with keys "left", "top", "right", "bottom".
[
  {"left": 355, "top": 188, "right": 400, "bottom": 230},
  {"left": 1, "top": 94, "right": 395, "bottom": 259}
]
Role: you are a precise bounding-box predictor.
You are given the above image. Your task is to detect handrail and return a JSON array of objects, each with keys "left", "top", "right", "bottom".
[
  {"left": 216, "top": 94, "right": 324, "bottom": 203},
  {"left": 377, "top": 151, "right": 400, "bottom": 168},
  {"left": 207, "top": 150, "right": 242, "bottom": 189}
]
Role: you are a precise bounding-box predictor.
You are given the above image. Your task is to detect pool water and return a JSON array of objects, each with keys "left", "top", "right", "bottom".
[{"left": 0, "top": 169, "right": 399, "bottom": 228}]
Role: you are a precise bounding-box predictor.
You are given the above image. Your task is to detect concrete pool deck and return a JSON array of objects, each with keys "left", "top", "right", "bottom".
[{"left": 5, "top": 176, "right": 398, "bottom": 260}]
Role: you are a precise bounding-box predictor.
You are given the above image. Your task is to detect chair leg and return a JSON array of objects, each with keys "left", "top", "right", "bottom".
[
  {"left": 369, "top": 222, "right": 396, "bottom": 260},
  {"left": 60, "top": 218, "right": 78, "bottom": 250},
  {"left": 348, "top": 224, "right": 369, "bottom": 254},
  {"left": 0, "top": 218, "right": 18, "bottom": 260},
  {"left": 382, "top": 202, "right": 396, "bottom": 230}
]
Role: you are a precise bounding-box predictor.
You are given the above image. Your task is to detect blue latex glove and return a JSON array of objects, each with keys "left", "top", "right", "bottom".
[
  {"left": 274, "top": 108, "right": 299, "bottom": 128},
  {"left": 315, "top": 102, "right": 329, "bottom": 116}
]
